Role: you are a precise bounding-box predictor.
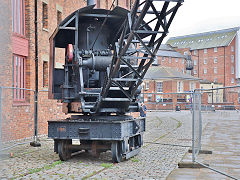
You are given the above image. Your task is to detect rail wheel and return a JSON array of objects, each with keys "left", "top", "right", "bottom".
[
  {"left": 111, "top": 141, "right": 123, "bottom": 163},
  {"left": 58, "top": 140, "right": 71, "bottom": 161}
]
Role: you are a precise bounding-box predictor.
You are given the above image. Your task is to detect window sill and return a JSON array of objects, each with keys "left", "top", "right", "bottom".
[
  {"left": 12, "top": 32, "right": 26, "bottom": 39},
  {"left": 42, "top": 28, "right": 49, "bottom": 32},
  {"left": 12, "top": 102, "right": 30, "bottom": 107},
  {"left": 42, "top": 87, "right": 49, "bottom": 91}
]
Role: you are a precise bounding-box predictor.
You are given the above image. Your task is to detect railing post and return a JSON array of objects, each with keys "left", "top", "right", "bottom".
[
  {"left": 192, "top": 90, "right": 195, "bottom": 162},
  {"left": 0, "top": 87, "right": 2, "bottom": 150},
  {"left": 30, "top": 90, "right": 41, "bottom": 147}
]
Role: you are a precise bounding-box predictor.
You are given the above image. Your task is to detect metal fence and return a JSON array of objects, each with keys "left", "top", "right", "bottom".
[
  {"left": 192, "top": 85, "right": 240, "bottom": 179},
  {"left": 141, "top": 92, "right": 193, "bottom": 111}
]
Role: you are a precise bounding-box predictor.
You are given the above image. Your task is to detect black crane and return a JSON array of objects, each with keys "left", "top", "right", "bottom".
[{"left": 48, "top": 0, "right": 183, "bottom": 163}]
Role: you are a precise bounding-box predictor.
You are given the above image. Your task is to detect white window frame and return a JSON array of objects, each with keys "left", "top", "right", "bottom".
[
  {"left": 231, "top": 46, "right": 234, "bottom": 52},
  {"left": 214, "top": 57, "right": 218, "bottom": 63},
  {"left": 214, "top": 67, "right": 217, "bottom": 74},
  {"left": 177, "top": 81, "right": 183, "bottom": 93},
  {"left": 204, "top": 49, "right": 207, "bottom": 54},
  {"left": 145, "top": 81, "right": 149, "bottom": 90},
  {"left": 194, "top": 60, "right": 197, "bottom": 66},
  {"left": 162, "top": 57, "right": 165, "bottom": 61},
  {"left": 193, "top": 50, "right": 197, "bottom": 55},
  {"left": 231, "top": 66, "right": 234, "bottom": 74},
  {"left": 231, "top": 78, "right": 235, "bottom": 84},
  {"left": 214, "top": 47, "right": 218, "bottom": 52},
  {"left": 182, "top": 59, "right": 185, "bottom": 64},
  {"left": 175, "top": 58, "right": 178, "bottom": 62},
  {"left": 231, "top": 55, "right": 234, "bottom": 63},
  {"left": 190, "top": 82, "right": 195, "bottom": 91},
  {"left": 204, "top": 68, "right": 207, "bottom": 74},
  {"left": 194, "top": 70, "right": 197, "bottom": 74},
  {"left": 204, "top": 58, "right": 207, "bottom": 64},
  {"left": 169, "top": 57, "right": 171, "bottom": 63},
  {"left": 156, "top": 81, "right": 163, "bottom": 93}
]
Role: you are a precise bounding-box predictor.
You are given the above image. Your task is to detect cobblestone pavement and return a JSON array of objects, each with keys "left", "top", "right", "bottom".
[
  {"left": 167, "top": 111, "right": 240, "bottom": 180},
  {"left": 0, "top": 111, "right": 193, "bottom": 179}
]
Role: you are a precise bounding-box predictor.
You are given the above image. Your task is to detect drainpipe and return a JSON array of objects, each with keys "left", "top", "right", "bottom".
[
  {"left": 223, "top": 46, "right": 226, "bottom": 102},
  {"left": 30, "top": 0, "right": 41, "bottom": 147},
  {"left": 198, "top": 50, "right": 200, "bottom": 78}
]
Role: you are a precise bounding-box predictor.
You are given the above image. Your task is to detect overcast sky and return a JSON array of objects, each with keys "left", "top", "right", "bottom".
[{"left": 161, "top": 0, "right": 240, "bottom": 41}]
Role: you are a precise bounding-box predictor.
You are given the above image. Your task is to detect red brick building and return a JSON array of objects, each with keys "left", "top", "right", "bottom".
[
  {"left": 142, "top": 66, "right": 200, "bottom": 110},
  {"left": 0, "top": 0, "right": 132, "bottom": 142},
  {"left": 167, "top": 27, "right": 240, "bottom": 87}
]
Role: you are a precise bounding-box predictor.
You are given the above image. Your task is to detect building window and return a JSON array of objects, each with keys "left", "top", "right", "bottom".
[
  {"left": 194, "top": 70, "right": 197, "bottom": 74},
  {"left": 169, "top": 57, "right": 171, "bottom": 63},
  {"left": 184, "top": 51, "right": 188, "bottom": 55},
  {"left": 214, "top": 67, "right": 217, "bottom": 74},
  {"left": 156, "top": 82, "right": 163, "bottom": 93},
  {"left": 43, "top": 61, "right": 48, "bottom": 87},
  {"left": 190, "top": 82, "right": 195, "bottom": 91},
  {"left": 42, "top": 2, "right": 48, "bottom": 29},
  {"left": 214, "top": 78, "right": 218, "bottom": 82},
  {"left": 193, "top": 50, "right": 197, "bottom": 55},
  {"left": 147, "top": 94, "right": 152, "bottom": 102},
  {"left": 13, "top": 55, "right": 25, "bottom": 101},
  {"left": 214, "top": 57, "right": 218, "bottom": 63},
  {"left": 231, "top": 66, "right": 234, "bottom": 74},
  {"left": 204, "top": 58, "right": 207, "bottom": 64},
  {"left": 57, "top": 11, "right": 62, "bottom": 25},
  {"left": 231, "top": 46, "right": 234, "bottom": 52},
  {"left": 204, "top": 49, "right": 207, "bottom": 54},
  {"left": 145, "top": 81, "right": 149, "bottom": 90},
  {"left": 177, "top": 81, "right": 183, "bottom": 92},
  {"left": 204, "top": 68, "right": 207, "bottom": 74},
  {"left": 182, "top": 59, "right": 185, "bottom": 64},
  {"left": 126, "top": 0, "right": 129, "bottom": 8},
  {"left": 214, "top": 47, "right": 218, "bottom": 52},
  {"left": 97, "top": 0, "right": 100, "bottom": 8},
  {"left": 175, "top": 58, "right": 178, "bottom": 62},
  {"left": 194, "top": 60, "right": 197, "bottom": 66},
  {"left": 231, "top": 78, "right": 235, "bottom": 84},
  {"left": 231, "top": 55, "right": 234, "bottom": 63},
  {"left": 12, "top": 0, "right": 25, "bottom": 35},
  {"left": 162, "top": 57, "right": 165, "bottom": 61},
  {"left": 182, "top": 68, "right": 185, "bottom": 73}
]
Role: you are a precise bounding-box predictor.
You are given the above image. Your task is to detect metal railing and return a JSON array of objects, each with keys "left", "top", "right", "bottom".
[
  {"left": 140, "top": 92, "right": 193, "bottom": 111},
  {"left": 192, "top": 85, "right": 240, "bottom": 180}
]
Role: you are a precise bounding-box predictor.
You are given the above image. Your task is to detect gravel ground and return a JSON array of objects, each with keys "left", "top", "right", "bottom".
[{"left": 0, "top": 111, "right": 194, "bottom": 179}]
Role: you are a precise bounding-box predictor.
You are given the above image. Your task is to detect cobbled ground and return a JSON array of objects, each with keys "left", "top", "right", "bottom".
[{"left": 0, "top": 111, "right": 195, "bottom": 179}]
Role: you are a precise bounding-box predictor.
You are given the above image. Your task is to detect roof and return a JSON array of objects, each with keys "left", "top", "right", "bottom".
[
  {"left": 156, "top": 44, "right": 186, "bottom": 58},
  {"left": 166, "top": 27, "right": 240, "bottom": 50},
  {"left": 144, "top": 66, "right": 200, "bottom": 81}
]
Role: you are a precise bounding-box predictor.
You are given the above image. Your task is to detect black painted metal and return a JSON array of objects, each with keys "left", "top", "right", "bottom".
[
  {"left": 48, "top": 1, "right": 183, "bottom": 162},
  {"left": 48, "top": 116, "right": 145, "bottom": 140}
]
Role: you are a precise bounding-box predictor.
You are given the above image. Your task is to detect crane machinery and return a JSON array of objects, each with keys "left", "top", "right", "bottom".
[{"left": 48, "top": 0, "right": 183, "bottom": 163}]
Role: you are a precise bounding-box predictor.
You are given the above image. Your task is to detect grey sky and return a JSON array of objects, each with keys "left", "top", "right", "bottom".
[{"left": 167, "top": 0, "right": 240, "bottom": 39}]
